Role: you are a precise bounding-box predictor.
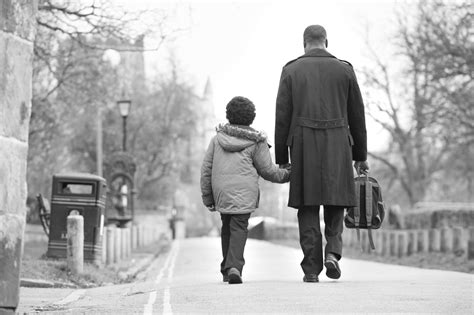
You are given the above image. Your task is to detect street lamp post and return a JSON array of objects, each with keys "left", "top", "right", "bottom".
[{"left": 117, "top": 100, "right": 131, "bottom": 151}]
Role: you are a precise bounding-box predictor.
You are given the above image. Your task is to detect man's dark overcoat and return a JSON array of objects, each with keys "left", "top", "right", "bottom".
[{"left": 275, "top": 48, "right": 367, "bottom": 208}]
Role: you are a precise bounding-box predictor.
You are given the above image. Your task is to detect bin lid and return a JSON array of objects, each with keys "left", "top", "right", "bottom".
[{"left": 53, "top": 172, "right": 106, "bottom": 182}]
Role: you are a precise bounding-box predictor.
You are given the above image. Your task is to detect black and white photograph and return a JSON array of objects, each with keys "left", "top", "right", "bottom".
[{"left": 0, "top": 0, "right": 473, "bottom": 313}]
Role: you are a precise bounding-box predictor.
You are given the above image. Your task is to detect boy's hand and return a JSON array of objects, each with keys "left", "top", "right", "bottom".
[
  {"left": 279, "top": 163, "right": 291, "bottom": 170},
  {"left": 207, "top": 205, "right": 216, "bottom": 212}
]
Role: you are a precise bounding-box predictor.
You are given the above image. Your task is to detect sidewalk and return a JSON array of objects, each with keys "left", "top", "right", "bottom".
[{"left": 18, "top": 237, "right": 474, "bottom": 314}]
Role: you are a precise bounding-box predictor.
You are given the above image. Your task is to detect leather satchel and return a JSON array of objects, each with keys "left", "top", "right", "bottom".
[{"left": 344, "top": 173, "right": 385, "bottom": 250}]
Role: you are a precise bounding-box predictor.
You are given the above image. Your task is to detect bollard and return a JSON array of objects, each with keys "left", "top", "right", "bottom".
[
  {"left": 452, "top": 227, "right": 466, "bottom": 256},
  {"left": 418, "top": 230, "right": 429, "bottom": 253},
  {"left": 114, "top": 226, "right": 122, "bottom": 263},
  {"left": 440, "top": 228, "right": 453, "bottom": 253},
  {"left": 139, "top": 226, "right": 144, "bottom": 248},
  {"left": 467, "top": 228, "right": 474, "bottom": 260},
  {"left": 132, "top": 225, "right": 138, "bottom": 250},
  {"left": 175, "top": 220, "right": 186, "bottom": 239},
  {"left": 429, "top": 229, "right": 441, "bottom": 252},
  {"left": 106, "top": 226, "right": 115, "bottom": 265},
  {"left": 67, "top": 214, "right": 84, "bottom": 275},
  {"left": 398, "top": 232, "right": 408, "bottom": 258},
  {"left": 407, "top": 230, "right": 418, "bottom": 255}
]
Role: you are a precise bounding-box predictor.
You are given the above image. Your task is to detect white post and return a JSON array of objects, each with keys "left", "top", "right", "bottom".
[
  {"left": 106, "top": 226, "right": 116, "bottom": 265},
  {"left": 67, "top": 214, "right": 84, "bottom": 275}
]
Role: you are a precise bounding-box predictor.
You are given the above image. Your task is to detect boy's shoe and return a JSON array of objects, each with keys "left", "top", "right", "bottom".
[
  {"left": 324, "top": 253, "right": 341, "bottom": 279},
  {"left": 227, "top": 268, "right": 243, "bottom": 284},
  {"left": 223, "top": 275, "right": 229, "bottom": 282},
  {"left": 303, "top": 274, "right": 319, "bottom": 282}
]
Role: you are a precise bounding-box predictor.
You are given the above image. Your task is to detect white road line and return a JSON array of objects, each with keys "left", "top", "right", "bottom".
[
  {"left": 53, "top": 289, "right": 86, "bottom": 305},
  {"left": 143, "top": 241, "right": 180, "bottom": 315},
  {"left": 162, "top": 241, "right": 180, "bottom": 315},
  {"left": 162, "top": 288, "right": 171, "bottom": 315},
  {"left": 143, "top": 291, "right": 157, "bottom": 315}
]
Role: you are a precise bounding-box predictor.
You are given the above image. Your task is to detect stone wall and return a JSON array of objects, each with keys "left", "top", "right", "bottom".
[{"left": 0, "top": 0, "right": 37, "bottom": 311}]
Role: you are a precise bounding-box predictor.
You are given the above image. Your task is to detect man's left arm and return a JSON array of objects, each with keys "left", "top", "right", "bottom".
[{"left": 275, "top": 67, "right": 293, "bottom": 165}]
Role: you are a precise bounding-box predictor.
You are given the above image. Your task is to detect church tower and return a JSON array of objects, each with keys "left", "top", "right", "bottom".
[{"left": 200, "top": 77, "right": 217, "bottom": 150}]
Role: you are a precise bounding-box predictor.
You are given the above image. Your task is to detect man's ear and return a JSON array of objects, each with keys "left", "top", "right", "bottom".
[
  {"left": 325, "top": 39, "right": 328, "bottom": 48},
  {"left": 303, "top": 40, "right": 307, "bottom": 48}
]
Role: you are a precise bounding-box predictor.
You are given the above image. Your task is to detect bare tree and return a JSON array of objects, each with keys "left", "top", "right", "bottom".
[{"left": 362, "top": 0, "right": 473, "bottom": 206}]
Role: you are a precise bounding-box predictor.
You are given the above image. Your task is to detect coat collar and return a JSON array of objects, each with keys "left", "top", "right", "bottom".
[
  {"left": 285, "top": 49, "right": 337, "bottom": 67},
  {"left": 300, "top": 48, "right": 337, "bottom": 59}
]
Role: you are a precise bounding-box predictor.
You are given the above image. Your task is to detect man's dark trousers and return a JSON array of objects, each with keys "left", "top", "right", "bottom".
[
  {"left": 220, "top": 213, "right": 251, "bottom": 276},
  {"left": 297, "top": 205, "right": 344, "bottom": 275}
]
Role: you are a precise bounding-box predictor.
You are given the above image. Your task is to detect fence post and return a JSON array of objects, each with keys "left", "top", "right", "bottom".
[
  {"left": 429, "top": 229, "right": 441, "bottom": 252},
  {"left": 67, "top": 214, "right": 84, "bottom": 275},
  {"left": 407, "top": 230, "right": 417, "bottom": 255},
  {"left": 398, "top": 232, "right": 408, "bottom": 257},
  {"left": 452, "top": 227, "right": 466, "bottom": 256},
  {"left": 440, "top": 228, "right": 453, "bottom": 253},
  {"left": 389, "top": 231, "right": 397, "bottom": 256},
  {"left": 121, "top": 228, "right": 127, "bottom": 258},
  {"left": 374, "top": 231, "right": 383, "bottom": 255},
  {"left": 418, "top": 230, "right": 429, "bottom": 253},
  {"left": 114, "top": 226, "right": 122, "bottom": 263},
  {"left": 126, "top": 228, "right": 131, "bottom": 257},
  {"left": 380, "top": 231, "right": 388, "bottom": 256},
  {"left": 467, "top": 228, "right": 474, "bottom": 260}
]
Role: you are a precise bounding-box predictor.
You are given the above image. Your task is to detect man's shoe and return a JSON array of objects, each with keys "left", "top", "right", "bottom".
[
  {"left": 227, "top": 268, "right": 243, "bottom": 284},
  {"left": 223, "top": 275, "right": 229, "bottom": 282},
  {"left": 303, "top": 274, "right": 319, "bottom": 282},
  {"left": 324, "top": 253, "right": 341, "bottom": 279}
]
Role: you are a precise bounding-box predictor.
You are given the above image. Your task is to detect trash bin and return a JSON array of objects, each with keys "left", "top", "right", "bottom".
[{"left": 47, "top": 173, "right": 106, "bottom": 264}]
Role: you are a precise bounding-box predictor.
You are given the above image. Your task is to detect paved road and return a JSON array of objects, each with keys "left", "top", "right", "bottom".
[{"left": 19, "top": 237, "right": 473, "bottom": 314}]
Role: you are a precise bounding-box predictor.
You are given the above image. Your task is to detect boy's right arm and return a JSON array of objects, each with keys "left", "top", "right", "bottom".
[{"left": 200, "top": 138, "right": 215, "bottom": 208}]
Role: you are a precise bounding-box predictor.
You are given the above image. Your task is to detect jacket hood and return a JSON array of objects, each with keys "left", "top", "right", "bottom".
[{"left": 215, "top": 124, "right": 267, "bottom": 152}]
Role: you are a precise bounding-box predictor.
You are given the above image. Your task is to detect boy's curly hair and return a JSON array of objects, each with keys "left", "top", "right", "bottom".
[{"left": 226, "top": 96, "right": 256, "bottom": 126}]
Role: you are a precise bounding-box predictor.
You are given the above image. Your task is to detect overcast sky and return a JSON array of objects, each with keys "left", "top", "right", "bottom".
[{"left": 119, "top": 0, "right": 405, "bottom": 151}]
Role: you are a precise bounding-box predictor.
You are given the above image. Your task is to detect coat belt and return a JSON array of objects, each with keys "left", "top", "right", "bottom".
[{"left": 297, "top": 117, "right": 346, "bottom": 129}]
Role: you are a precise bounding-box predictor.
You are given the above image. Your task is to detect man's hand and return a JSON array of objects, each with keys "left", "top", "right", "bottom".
[
  {"left": 207, "top": 205, "right": 216, "bottom": 212},
  {"left": 279, "top": 163, "right": 291, "bottom": 170},
  {"left": 354, "top": 161, "right": 369, "bottom": 175}
]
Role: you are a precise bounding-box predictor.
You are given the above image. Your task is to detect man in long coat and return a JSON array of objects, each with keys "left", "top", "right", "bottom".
[{"left": 275, "top": 25, "right": 369, "bottom": 282}]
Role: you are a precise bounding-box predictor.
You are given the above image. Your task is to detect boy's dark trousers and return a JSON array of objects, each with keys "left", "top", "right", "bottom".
[
  {"left": 220, "top": 213, "right": 251, "bottom": 276},
  {"left": 297, "top": 205, "right": 344, "bottom": 275}
]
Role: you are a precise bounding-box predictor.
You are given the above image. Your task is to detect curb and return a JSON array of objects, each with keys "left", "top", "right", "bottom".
[
  {"left": 118, "top": 239, "right": 170, "bottom": 281},
  {"left": 20, "top": 278, "right": 76, "bottom": 288}
]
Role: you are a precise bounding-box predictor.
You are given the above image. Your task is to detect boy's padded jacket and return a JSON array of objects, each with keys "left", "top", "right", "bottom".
[{"left": 200, "top": 124, "right": 290, "bottom": 214}]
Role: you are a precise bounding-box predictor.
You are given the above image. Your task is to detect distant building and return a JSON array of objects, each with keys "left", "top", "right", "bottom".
[{"left": 181, "top": 77, "right": 216, "bottom": 184}]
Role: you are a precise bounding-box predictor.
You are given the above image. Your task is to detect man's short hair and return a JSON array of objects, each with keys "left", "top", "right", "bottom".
[
  {"left": 226, "top": 96, "right": 256, "bottom": 126},
  {"left": 303, "top": 25, "right": 327, "bottom": 45}
]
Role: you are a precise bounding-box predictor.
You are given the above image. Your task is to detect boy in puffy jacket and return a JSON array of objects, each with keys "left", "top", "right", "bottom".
[{"left": 200, "top": 96, "right": 290, "bottom": 284}]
